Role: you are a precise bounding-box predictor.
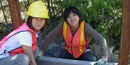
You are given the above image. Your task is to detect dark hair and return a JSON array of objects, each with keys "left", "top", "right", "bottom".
[
  {"left": 27, "top": 16, "right": 33, "bottom": 29},
  {"left": 27, "top": 16, "right": 47, "bottom": 32},
  {"left": 63, "top": 6, "right": 83, "bottom": 24}
]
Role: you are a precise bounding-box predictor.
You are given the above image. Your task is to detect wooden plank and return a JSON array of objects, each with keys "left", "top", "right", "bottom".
[
  {"left": 8, "top": 0, "right": 22, "bottom": 29},
  {"left": 118, "top": 0, "right": 130, "bottom": 65}
]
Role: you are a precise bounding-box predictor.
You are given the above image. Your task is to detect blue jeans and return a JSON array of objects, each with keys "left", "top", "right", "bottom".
[
  {"left": 0, "top": 54, "right": 30, "bottom": 65},
  {"left": 43, "top": 44, "right": 98, "bottom": 61}
]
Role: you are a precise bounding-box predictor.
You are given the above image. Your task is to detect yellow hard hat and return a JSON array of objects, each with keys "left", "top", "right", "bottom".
[{"left": 27, "top": 1, "right": 49, "bottom": 18}]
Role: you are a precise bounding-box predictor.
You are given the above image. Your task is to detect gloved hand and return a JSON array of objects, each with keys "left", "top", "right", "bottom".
[{"left": 94, "top": 57, "right": 107, "bottom": 65}]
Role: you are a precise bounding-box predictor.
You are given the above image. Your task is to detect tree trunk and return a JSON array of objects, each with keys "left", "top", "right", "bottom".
[
  {"left": 118, "top": 0, "right": 130, "bottom": 65},
  {"left": 8, "top": 0, "right": 22, "bottom": 30}
]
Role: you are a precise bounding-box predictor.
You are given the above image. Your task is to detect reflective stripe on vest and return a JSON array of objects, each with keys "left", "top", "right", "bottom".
[
  {"left": 63, "top": 21, "right": 87, "bottom": 58},
  {"left": 0, "top": 22, "right": 37, "bottom": 56}
]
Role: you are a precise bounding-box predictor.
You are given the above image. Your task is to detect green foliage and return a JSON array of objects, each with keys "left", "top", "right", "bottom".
[{"left": 0, "top": 0, "right": 122, "bottom": 48}]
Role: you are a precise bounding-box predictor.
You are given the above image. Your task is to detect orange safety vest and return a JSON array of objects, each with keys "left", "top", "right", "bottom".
[
  {"left": 63, "top": 21, "right": 88, "bottom": 58},
  {"left": 0, "top": 22, "right": 37, "bottom": 56}
]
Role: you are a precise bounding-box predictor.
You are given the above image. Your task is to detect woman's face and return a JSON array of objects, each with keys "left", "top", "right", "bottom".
[
  {"left": 67, "top": 12, "right": 79, "bottom": 26},
  {"left": 32, "top": 17, "right": 46, "bottom": 30}
]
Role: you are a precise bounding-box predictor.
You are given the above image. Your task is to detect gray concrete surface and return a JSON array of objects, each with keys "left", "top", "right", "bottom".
[{"left": 36, "top": 56, "right": 118, "bottom": 65}]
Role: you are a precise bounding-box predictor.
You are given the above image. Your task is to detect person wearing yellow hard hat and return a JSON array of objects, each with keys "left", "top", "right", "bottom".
[{"left": 0, "top": 1, "right": 49, "bottom": 65}]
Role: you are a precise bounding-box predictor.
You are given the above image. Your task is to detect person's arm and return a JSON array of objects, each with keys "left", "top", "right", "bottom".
[
  {"left": 40, "top": 22, "right": 63, "bottom": 51},
  {"left": 85, "top": 23, "right": 108, "bottom": 58},
  {"left": 16, "top": 31, "right": 37, "bottom": 65},
  {"left": 22, "top": 45, "right": 37, "bottom": 65}
]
